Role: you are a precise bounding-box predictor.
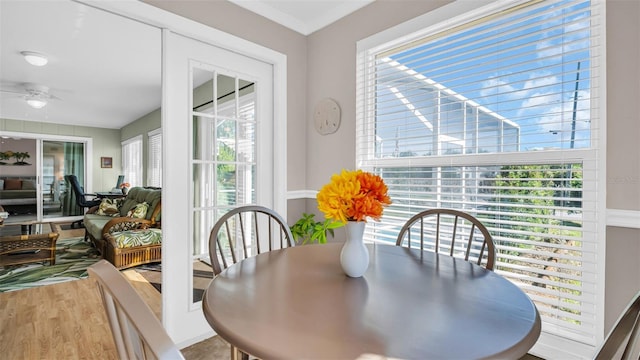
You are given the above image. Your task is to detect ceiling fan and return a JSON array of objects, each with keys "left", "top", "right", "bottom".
[{"left": 0, "top": 83, "right": 61, "bottom": 109}]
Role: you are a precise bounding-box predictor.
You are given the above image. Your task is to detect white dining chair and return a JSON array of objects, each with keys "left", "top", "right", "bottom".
[
  {"left": 88, "top": 259, "right": 185, "bottom": 360},
  {"left": 593, "top": 290, "right": 640, "bottom": 360}
]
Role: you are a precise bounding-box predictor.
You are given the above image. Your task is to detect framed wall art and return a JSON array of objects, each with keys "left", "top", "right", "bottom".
[{"left": 101, "top": 157, "right": 113, "bottom": 168}]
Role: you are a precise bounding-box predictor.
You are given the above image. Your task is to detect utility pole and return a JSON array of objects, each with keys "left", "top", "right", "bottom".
[{"left": 570, "top": 61, "right": 580, "bottom": 149}]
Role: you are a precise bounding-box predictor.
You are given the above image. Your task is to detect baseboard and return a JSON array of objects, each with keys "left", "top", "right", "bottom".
[{"left": 176, "top": 330, "right": 216, "bottom": 349}]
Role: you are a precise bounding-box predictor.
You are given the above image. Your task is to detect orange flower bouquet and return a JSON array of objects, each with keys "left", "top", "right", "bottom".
[
  {"left": 120, "top": 182, "right": 131, "bottom": 195},
  {"left": 317, "top": 169, "right": 391, "bottom": 224},
  {"left": 317, "top": 169, "right": 391, "bottom": 277}
]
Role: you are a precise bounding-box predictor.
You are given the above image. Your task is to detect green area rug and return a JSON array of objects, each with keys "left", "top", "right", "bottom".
[{"left": 0, "top": 237, "right": 101, "bottom": 292}]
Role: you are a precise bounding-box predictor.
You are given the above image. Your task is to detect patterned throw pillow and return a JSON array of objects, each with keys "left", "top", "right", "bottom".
[
  {"left": 127, "top": 202, "right": 149, "bottom": 219},
  {"left": 96, "top": 198, "right": 122, "bottom": 217}
]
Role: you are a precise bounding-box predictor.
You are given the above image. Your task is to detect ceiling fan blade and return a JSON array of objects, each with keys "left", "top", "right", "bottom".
[{"left": 0, "top": 89, "right": 26, "bottom": 95}]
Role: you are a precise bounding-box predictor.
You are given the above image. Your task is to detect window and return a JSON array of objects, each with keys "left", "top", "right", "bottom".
[
  {"left": 147, "top": 129, "right": 162, "bottom": 187},
  {"left": 357, "top": 0, "right": 604, "bottom": 357},
  {"left": 121, "top": 135, "right": 142, "bottom": 187}
]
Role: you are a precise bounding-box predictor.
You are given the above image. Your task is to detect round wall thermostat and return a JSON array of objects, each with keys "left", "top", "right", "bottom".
[{"left": 314, "top": 98, "right": 341, "bottom": 135}]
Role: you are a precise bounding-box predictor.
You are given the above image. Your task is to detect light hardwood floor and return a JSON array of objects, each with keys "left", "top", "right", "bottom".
[
  {"left": 0, "top": 224, "right": 229, "bottom": 359},
  {"left": 0, "top": 269, "right": 232, "bottom": 359},
  {"left": 1, "top": 277, "right": 120, "bottom": 359}
]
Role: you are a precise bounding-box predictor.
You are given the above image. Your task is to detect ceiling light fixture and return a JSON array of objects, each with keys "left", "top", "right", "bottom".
[
  {"left": 26, "top": 97, "right": 48, "bottom": 109},
  {"left": 21, "top": 51, "right": 48, "bottom": 66},
  {"left": 24, "top": 84, "right": 50, "bottom": 109}
]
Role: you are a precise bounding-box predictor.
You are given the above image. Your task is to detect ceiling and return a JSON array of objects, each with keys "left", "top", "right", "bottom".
[
  {"left": 228, "top": 0, "right": 375, "bottom": 36},
  {"left": 0, "top": 1, "right": 160, "bottom": 130},
  {"left": 0, "top": 1, "right": 371, "bottom": 130}
]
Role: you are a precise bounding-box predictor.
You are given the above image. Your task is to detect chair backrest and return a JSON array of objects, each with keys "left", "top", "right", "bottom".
[
  {"left": 395, "top": 208, "right": 496, "bottom": 270},
  {"left": 65, "top": 174, "right": 82, "bottom": 196},
  {"left": 88, "top": 259, "right": 184, "bottom": 360},
  {"left": 65, "top": 174, "right": 99, "bottom": 208},
  {"left": 208, "top": 205, "right": 295, "bottom": 276},
  {"left": 593, "top": 290, "right": 640, "bottom": 360}
]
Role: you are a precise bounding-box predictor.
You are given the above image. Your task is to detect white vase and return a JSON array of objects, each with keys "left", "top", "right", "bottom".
[{"left": 340, "top": 221, "right": 369, "bottom": 277}]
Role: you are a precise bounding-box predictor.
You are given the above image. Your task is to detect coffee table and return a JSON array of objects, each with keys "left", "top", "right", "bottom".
[{"left": 0, "top": 222, "right": 59, "bottom": 267}]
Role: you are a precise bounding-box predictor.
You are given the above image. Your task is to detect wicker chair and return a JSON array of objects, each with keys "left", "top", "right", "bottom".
[
  {"left": 396, "top": 208, "right": 496, "bottom": 270},
  {"left": 84, "top": 187, "right": 162, "bottom": 269}
]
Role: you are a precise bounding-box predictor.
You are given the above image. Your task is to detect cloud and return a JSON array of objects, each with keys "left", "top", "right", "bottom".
[
  {"left": 528, "top": 89, "right": 591, "bottom": 145},
  {"left": 480, "top": 77, "right": 517, "bottom": 99},
  {"left": 502, "top": 73, "right": 560, "bottom": 111},
  {"left": 536, "top": 16, "right": 590, "bottom": 60}
]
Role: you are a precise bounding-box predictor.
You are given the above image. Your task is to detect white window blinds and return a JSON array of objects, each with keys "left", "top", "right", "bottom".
[
  {"left": 356, "top": 0, "right": 603, "bottom": 357},
  {"left": 148, "top": 129, "right": 162, "bottom": 187},
  {"left": 121, "top": 135, "right": 143, "bottom": 187}
]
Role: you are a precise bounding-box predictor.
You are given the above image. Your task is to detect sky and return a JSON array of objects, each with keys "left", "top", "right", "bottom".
[{"left": 375, "top": 0, "right": 592, "bottom": 157}]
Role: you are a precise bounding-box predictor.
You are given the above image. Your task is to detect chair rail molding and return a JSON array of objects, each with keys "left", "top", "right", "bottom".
[
  {"left": 606, "top": 209, "right": 640, "bottom": 229},
  {"left": 287, "top": 190, "right": 317, "bottom": 200}
]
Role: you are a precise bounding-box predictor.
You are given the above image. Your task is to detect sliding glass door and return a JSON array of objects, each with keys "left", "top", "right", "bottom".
[
  {"left": 42, "top": 140, "right": 87, "bottom": 220},
  {"left": 0, "top": 131, "right": 90, "bottom": 224}
]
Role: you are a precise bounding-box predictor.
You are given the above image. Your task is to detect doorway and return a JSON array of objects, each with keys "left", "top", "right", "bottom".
[{"left": 72, "top": 1, "right": 287, "bottom": 347}]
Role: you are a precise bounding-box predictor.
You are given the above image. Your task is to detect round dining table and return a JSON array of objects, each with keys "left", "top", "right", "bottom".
[{"left": 202, "top": 243, "right": 541, "bottom": 359}]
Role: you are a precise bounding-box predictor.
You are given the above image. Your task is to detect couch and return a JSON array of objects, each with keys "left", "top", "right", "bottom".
[
  {"left": 0, "top": 178, "right": 37, "bottom": 206},
  {"left": 84, "top": 187, "right": 161, "bottom": 269}
]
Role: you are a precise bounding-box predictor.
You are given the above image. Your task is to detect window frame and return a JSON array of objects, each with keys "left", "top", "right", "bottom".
[
  {"left": 147, "top": 128, "right": 162, "bottom": 187},
  {"left": 121, "top": 135, "right": 143, "bottom": 187},
  {"left": 356, "top": 1, "right": 607, "bottom": 358}
]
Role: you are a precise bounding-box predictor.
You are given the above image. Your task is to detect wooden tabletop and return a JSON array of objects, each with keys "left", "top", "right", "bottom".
[
  {"left": 0, "top": 221, "right": 54, "bottom": 237},
  {"left": 202, "top": 243, "right": 541, "bottom": 360}
]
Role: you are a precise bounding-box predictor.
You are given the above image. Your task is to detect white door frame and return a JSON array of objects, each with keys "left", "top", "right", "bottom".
[{"left": 79, "top": 0, "right": 287, "bottom": 347}]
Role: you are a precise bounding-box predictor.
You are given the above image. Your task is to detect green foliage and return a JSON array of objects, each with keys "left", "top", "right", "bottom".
[
  {"left": 216, "top": 143, "right": 235, "bottom": 184},
  {"left": 216, "top": 143, "right": 236, "bottom": 205},
  {"left": 490, "top": 163, "right": 584, "bottom": 319},
  {"left": 0, "top": 151, "right": 30, "bottom": 164},
  {"left": 13, "top": 152, "right": 30, "bottom": 164},
  {"left": 290, "top": 213, "right": 343, "bottom": 245}
]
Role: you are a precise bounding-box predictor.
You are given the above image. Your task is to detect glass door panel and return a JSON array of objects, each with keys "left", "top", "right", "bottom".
[
  {"left": 191, "top": 63, "right": 258, "bottom": 302},
  {"left": 43, "top": 140, "right": 86, "bottom": 220},
  {"left": 0, "top": 137, "right": 37, "bottom": 223}
]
